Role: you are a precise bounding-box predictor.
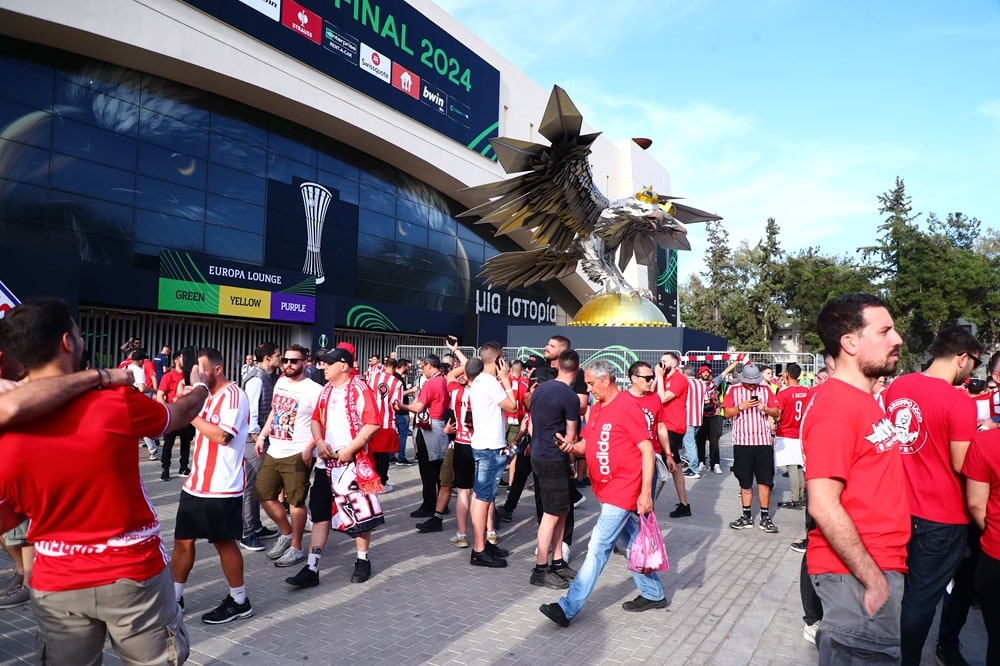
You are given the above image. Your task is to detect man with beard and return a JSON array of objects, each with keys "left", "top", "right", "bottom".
[
  {"left": 0, "top": 298, "right": 209, "bottom": 661},
  {"left": 171, "top": 347, "right": 253, "bottom": 624},
  {"left": 156, "top": 351, "right": 195, "bottom": 480},
  {"left": 254, "top": 344, "right": 324, "bottom": 569},
  {"left": 240, "top": 342, "right": 281, "bottom": 551},
  {"left": 882, "top": 325, "right": 980, "bottom": 665},
  {"left": 802, "top": 293, "right": 910, "bottom": 662}
]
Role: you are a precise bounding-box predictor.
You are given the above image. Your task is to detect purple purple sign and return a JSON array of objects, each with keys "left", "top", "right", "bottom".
[{"left": 271, "top": 293, "right": 315, "bottom": 323}]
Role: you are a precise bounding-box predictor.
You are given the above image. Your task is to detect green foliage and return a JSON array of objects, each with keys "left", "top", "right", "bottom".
[{"left": 680, "top": 176, "right": 997, "bottom": 363}]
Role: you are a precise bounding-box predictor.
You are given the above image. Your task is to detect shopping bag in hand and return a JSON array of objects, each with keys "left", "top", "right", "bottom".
[{"left": 627, "top": 512, "right": 669, "bottom": 574}]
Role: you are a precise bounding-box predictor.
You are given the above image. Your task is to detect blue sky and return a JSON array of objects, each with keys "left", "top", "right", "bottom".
[{"left": 437, "top": 0, "right": 1000, "bottom": 282}]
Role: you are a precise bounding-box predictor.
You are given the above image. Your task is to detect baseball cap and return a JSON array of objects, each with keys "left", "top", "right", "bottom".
[
  {"left": 698, "top": 364, "right": 713, "bottom": 375},
  {"left": 318, "top": 348, "right": 353, "bottom": 366},
  {"left": 131, "top": 348, "right": 149, "bottom": 362},
  {"left": 740, "top": 364, "right": 763, "bottom": 385}
]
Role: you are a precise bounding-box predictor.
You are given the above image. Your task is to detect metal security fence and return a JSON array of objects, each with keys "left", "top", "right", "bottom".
[{"left": 79, "top": 307, "right": 296, "bottom": 380}]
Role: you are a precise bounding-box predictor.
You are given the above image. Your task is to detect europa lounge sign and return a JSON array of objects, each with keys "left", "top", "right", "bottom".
[{"left": 158, "top": 250, "right": 316, "bottom": 323}]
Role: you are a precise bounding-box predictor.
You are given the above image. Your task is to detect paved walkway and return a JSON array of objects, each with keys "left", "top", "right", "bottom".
[{"left": 0, "top": 437, "right": 987, "bottom": 665}]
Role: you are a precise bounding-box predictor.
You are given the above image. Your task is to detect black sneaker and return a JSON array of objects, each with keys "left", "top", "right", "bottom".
[
  {"left": 396, "top": 457, "right": 415, "bottom": 466},
  {"left": 622, "top": 594, "right": 668, "bottom": 612},
  {"left": 239, "top": 534, "right": 266, "bottom": 552},
  {"left": 255, "top": 526, "right": 279, "bottom": 540},
  {"left": 410, "top": 507, "right": 434, "bottom": 518},
  {"left": 669, "top": 503, "right": 691, "bottom": 518},
  {"left": 415, "top": 517, "right": 443, "bottom": 532},
  {"left": 500, "top": 509, "right": 514, "bottom": 522},
  {"left": 201, "top": 595, "right": 253, "bottom": 624},
  {"left": 777, "top": 500, "right": 805, "bottom": 510},
  {"left": 530, "top": 568, "right": 569, "bottom": 589},
  {"left": 160, "top": 469, "right": 170, "bottom": 481},
  {"left": 178, "top": 467, "right": 191, "bottom": 476},
  {"left": 550, "top": 563, "right": 577, "bottom": 581},
  {"left": 285, "top": 565, "right": 320, "bottom": 588},
  {"left": 790, "top": 538, "right": 808, "bottom": 553},
  {"left": 539, "top": 602, "right": 570, "bottom": 627},
  {"left": 350, "top": 558, "right": 371, "bottom": 583},
  {"left": 470, "top": 549, "right": 507, "bottom": 568},
  {"left": 935, "top": 642, "right": 969, "bottom": 666},
  {"left": 485, "top": 541, "right": 509, "bottom": 558}
]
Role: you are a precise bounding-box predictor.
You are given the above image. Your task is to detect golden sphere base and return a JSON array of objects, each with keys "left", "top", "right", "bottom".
[{"left": 569, "top": 293, "right": 670, "bottom": 327}]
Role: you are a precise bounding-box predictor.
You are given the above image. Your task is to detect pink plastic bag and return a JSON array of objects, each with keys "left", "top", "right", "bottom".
[{"left": 627, "top": 512, "right": 669, "bottom": 574}]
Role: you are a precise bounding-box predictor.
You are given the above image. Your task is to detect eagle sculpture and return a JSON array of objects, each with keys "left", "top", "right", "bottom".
[{"left": 461, "top": 86, "right": 721, "bottom": 300}]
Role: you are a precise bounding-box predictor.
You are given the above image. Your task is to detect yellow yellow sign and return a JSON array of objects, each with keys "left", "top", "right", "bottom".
[{"left": 218, "top": 286, "right": 271, "bottom": 319}]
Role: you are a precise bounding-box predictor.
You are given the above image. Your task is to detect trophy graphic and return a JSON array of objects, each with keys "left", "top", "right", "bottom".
[{"left": 300, "top": 182, "right": 332, "bottom": 284}]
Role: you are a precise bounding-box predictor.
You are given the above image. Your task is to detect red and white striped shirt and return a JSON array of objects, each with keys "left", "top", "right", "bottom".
[
  {"left": 368, "top": 370, "right": 402, "bottom": 432},
  {"left": 505, "top": 375, "right": 529, "bottom": 425},
  {"left": 448, "top": 381, "right": 474, "bottom": 445},
  {"left": 685, "top": 377, "right": 709, "bottom": 428},
  {"left": 185, "top": 382, "right": 250, "bottom": 497},
  {"left": 723, "top": 383, "right": 778, "bottom": 446}
]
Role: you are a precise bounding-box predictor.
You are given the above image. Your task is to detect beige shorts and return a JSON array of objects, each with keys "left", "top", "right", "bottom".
[{"left": 2, "top": 519, "right": 29, "bottom": 546}]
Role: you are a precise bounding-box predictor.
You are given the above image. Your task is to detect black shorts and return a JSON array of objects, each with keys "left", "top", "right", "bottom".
[
  {"left": 533, "top": 458, "right": 571, "bottom": 515},
  {"left": 453, "top": 443, "right": 475, "bottom": 490},
  {"left": 174, "top": 492, "right": 242, "bottom": 543},
  {"left": 667, "top": 430, "right": 684, "bottom": 459},
  {"left": 732, "top": 445, "right": 775, "bottom": 489},
  {"left": 308, "top": 467, "right": 333, "bottom": 523}
]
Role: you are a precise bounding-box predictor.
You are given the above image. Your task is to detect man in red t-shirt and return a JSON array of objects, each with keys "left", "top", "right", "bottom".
[
  {"left": 722, "top": 364, "right": 780, "bottom": 532},
  {"left": 963, "top": 428, "right": 1000, "bottom": 664},
  {"left": 802, "top": 293, "right": 909, "bottom": 662},
  {"left": 655, "top": 351, "right": 691, "bottom": 478},
  {"left": 774, "top": 363, "right": 810, "bottom": 509},
  {"left": 0, "top": 298, "right": 210, "bottom": 664},
  {"left": 539, "top": 360, "right": 665, "bottom": 628},
  {"left": 398, "top": 353, "right": 450, "bottom": 517},
  {"left": 156, "top": 350, "right": 195, "bottom": 480},
  {"left": 883, "top": 325, "right": 980, "bottom": 664}
]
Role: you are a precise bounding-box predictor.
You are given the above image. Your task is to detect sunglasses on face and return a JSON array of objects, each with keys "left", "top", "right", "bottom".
[
  {"left": 633, "top": 374, "right": 655, "bottom": 381},
  {"left": 281, "top": 358, "right": 304, "bottom": 364}
]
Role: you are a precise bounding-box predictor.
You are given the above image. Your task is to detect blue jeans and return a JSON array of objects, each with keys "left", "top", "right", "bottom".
[
  {"left": 472, "top": 448, "right": 509, "bottom": 503},
  {"left": 395, "top": 414, "right": 409, "bottom": 459},
  {"left": 682, "top": 425, "right": 699, "bottom": 472},
  {"left": 900, "top": 517, "right": 968, "bottom": 665},
  {"left": 557, "top": 503, "right": 664, "bottom": 621}
]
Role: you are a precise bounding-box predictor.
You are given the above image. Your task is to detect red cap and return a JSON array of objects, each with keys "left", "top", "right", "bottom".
[{"left": 699, "top": 364, "right": 713, "bottom": 375}]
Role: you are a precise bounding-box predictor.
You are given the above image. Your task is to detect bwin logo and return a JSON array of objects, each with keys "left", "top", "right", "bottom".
[
  {"left": 400, "top": 72, "right": 413, "bottom": 92},
  {"left": 422, "top": 87, "right": 444, "bottom": 109}
]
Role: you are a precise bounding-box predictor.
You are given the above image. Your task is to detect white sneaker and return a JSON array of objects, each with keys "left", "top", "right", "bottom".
[
  {"left": 449, "top": 534, "right": 468, "bottom": 548},
  {"left": 274, "top": 546, "right": 305, "bottom": 568},
  {"left": 380, "top": 484, "right": 394, "bottom": 493},
  {"left": 698, "top": 462, "right": 707, "bottom": 472},
  {"left": 267, "top": 534, "right": 293, "bottom": 560},
  {"left": 803, "top": 621, "right": 820, "bottom": 645},
  {"left": 713, "top": 464, "right": 723, "bottom": 474},
  {"left": 561, "top": 542, "right": 571, "bottom": 564}
]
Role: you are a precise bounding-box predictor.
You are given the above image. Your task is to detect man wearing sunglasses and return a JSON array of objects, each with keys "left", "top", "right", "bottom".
[
  {"left": 253, "top": 345, "right": 323, "bottom": 569},
  {"left": 883, "top": 325, "right": 981, "bottom": 665}
]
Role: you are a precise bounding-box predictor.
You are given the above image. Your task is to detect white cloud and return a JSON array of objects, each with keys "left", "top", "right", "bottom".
[{"left": 977, "top": 100, "right": 1000, "bottom": 128}]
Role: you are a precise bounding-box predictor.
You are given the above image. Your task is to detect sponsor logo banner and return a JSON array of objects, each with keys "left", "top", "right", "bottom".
[
  {"left": 391, "top": 62, "right": 420, "bottom": 100},
  {"left": 447, "top": 95, "right": 471, "bottom": 128},
  {"left": 281, "top": 0, "right": 321, "bottom": 44},
  {"left": 360, "top": 43, "right": 391, "bottom": 83},
  {"left": 420, "top": 80, "right": 446, "bottom": 115},
  {"left": 238, "top": 0, "right": 280, "bottom": 21},
  {"left": 323, "top": 21, "right": 359, "bottom": 64}
]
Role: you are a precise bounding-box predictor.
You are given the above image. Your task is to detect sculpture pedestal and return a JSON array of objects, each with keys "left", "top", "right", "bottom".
[{"left": 570, "top": 293, "right": 669, "bottom": 328}]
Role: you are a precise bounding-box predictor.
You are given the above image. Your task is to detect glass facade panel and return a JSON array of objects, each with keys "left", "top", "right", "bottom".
[
  {"left": 0, "top": 100, "right": 51, "bottom": 148},
  {"left": 1, "top": 58, "right": 54, "bottom": 110},
  {"left": 268, "top": 154, "right": 317, "bottom": 185},
  {"left": 318, "top": 172, "right": 359, "bottom": 206},
  {"left": 209, "top": 132, "right": 267, "bottom": 177},
  {"left": 134, "top": 209, "right": 203, "bottom": 252},
  {"left": 135, "top": 175, "right": 205, "bottom": 222},
  {"left": 49, "top": 156, "right": 135, "bottom": 207},
  {"left": 205, "top": 224, "right": 262, "bottom": 264},
  {"left": 46, "top": 190, "right": 133, "bottom": 240},
  {"left": 396, "top": 220, "right": 427, "bottom": 248},
  {"left": 269, "top": 118, "right": 315, "bottom": 166},
  {"left": 206, "top": 162, "right": 264, "bottom": 206},
  {"left": 58, "top": 81, "right": 140, "bottom": 136},
  {"left": 137, "top": 142, "right": 207, "bottom": 190},
  {"left": 211, "top": 98, "right": 268, "bottom": 148},
  {"left": 138, "top": 108, "right": 208, "bottom": 158},
  {"left": 358, "top": 209, "right": 395, "bottom": 240},
  {"left": 52, "top": 115, "right": 137, "bottom": 171},
  {"left": 0, "top": 140, "right": 49, "bottom": 186},
  {"left": 206, "top": 193, "right": 264, "bottom": 234},
  {"left": 359, "top": 185, "right": 395, "bottom": 217}
]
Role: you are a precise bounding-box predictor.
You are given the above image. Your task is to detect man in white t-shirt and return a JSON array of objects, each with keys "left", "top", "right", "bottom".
[
  {"left": 253, "top": 344, "right": 323, "bottom": 568},
  {"left": 468, "top": 342, "right": 518, "bottom": 568},
  {"left": 170, "top": 347, "right": 253, "bottom": 625},
  {"left": 129, "top": 348, "right": 161, "bottom": 459}
]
